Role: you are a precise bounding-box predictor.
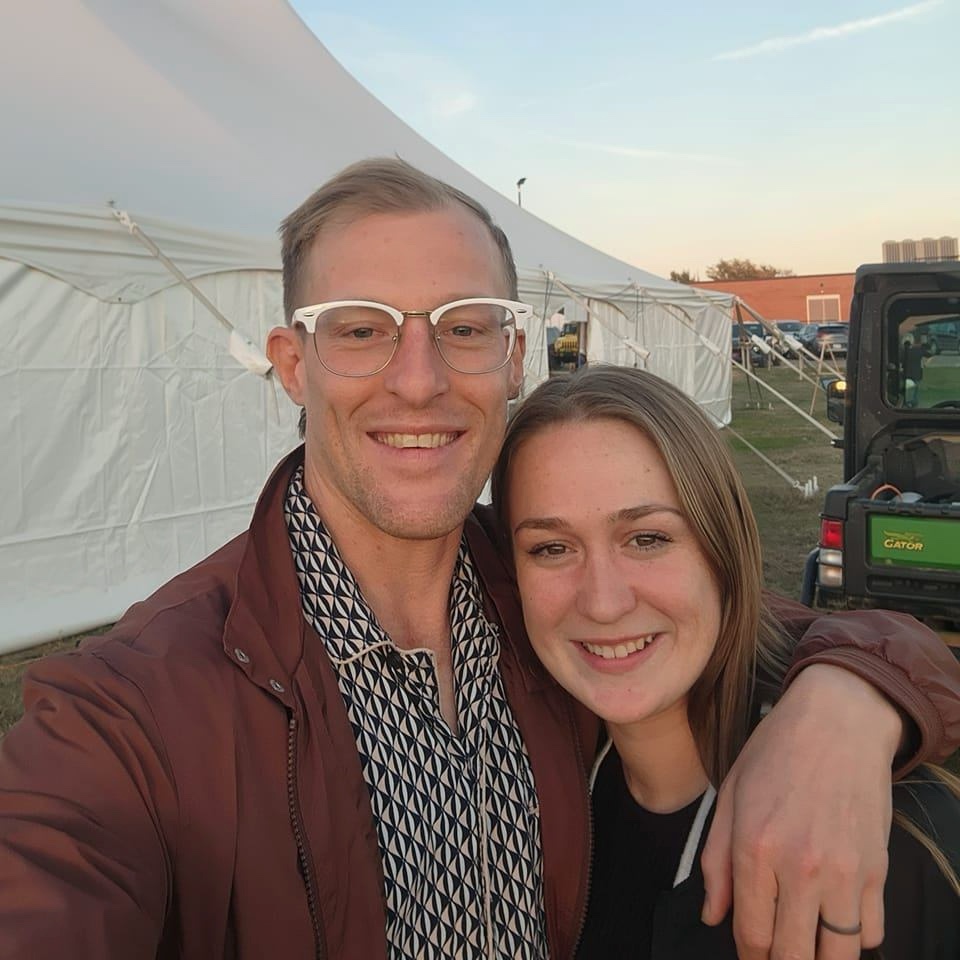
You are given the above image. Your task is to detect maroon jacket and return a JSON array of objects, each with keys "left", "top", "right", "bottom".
[{"left": 1, "top": 448, "right": 958, "bottom": 959}]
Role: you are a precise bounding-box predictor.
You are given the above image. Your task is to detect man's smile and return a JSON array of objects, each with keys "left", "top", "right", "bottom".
[{"left": 371, "top": 431, "right": 461, "bottom": 449}]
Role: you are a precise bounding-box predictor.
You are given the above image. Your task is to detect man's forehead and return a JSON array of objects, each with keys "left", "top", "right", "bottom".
[{"left": 301, "top": 205, "right": 508, "bottom": 300}]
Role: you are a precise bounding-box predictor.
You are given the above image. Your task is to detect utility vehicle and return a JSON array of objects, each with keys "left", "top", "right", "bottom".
[{"left": 802, "top": 262, "right": 960, "bottom": 639}]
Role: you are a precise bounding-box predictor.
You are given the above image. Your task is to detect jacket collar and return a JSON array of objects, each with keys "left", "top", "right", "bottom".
[
  {"left": 221, "top": 446, "right": 308, "bottom": 707},
  {"left": 221, "top": 446, "right": 556, "bottom": 701}
]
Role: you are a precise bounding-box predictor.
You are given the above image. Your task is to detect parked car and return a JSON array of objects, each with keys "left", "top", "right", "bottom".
[
  {"left": 799, "top": 322, "right": 848, "bottom": 358},
  {"left": 797, "top": 323, "right": 818, "bottom": 351},
  {"left": 766, "top": 320, "right": 805, "bottom": 358},
  {"left": 916, "top": 316, "right": 960, "bottom": 355},
  {"left": 731, "top": 322, "right": 771, "bottom": 367},
  {"left": 773, "top": 319, "right": 804, "bottom": 335}
]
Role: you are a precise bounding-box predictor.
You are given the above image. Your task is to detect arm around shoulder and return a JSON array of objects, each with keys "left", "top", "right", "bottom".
[
  {"left": 0, "top": 648, "right": 175, "bottom": 957},
  {"left": 766, "top": 590, "right": 960, "bottom": 771}
]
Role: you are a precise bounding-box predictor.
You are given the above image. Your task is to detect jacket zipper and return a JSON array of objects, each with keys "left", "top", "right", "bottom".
[
  {"left": 286, "top": 713, "right": 327, "bottom": 960},
  {"left": 570, "top": 700, "right": 594, "bottom": 959}
]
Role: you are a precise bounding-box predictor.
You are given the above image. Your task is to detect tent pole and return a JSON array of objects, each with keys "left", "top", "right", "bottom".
[
  {"left": 718, "top": 421, "right": 818, "bottom": 498},
  {"left": 737, "top": 299, "right": 843, "bottom": 379},
  {"left": 547, "top": 273, "right": 636, "bottom": 342},
  {"left": 639, "top": 285, "right": 836, "bottom": 441},
  {"left": 108, "top": 204, "right": 273, "bottom": 378},
  {"left": 731, "top": 353, "right": 837, "bottom": 440}
]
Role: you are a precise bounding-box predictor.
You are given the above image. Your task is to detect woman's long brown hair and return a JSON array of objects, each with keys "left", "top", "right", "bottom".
[{"left": 492, "top": 365, "right": 792, "bottom": 785}]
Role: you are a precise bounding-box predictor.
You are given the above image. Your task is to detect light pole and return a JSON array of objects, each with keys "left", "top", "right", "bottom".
[{"left": 516, "top": 177, "right": 526, "bottom": 207}]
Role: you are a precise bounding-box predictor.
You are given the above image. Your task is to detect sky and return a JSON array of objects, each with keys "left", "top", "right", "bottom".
[{"left": 290, "top": 1, "right": 959, "bottom": 280}]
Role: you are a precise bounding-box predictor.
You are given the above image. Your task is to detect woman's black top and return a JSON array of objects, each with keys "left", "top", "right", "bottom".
[
  {"left": 578, "top": 747, "right": 960, "bottom": 960},
  {"left": 576, "top": 748, "right": 722, "bottom": 959}
]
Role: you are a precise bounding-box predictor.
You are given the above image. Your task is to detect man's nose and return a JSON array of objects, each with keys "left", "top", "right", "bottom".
[{"left": 380, "top": 315, "right": 450, "bottom": 405}]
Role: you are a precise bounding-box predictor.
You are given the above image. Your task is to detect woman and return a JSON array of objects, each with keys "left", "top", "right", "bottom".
[{"left": 490, "top": 366, "right": 960, "bottom": 960}]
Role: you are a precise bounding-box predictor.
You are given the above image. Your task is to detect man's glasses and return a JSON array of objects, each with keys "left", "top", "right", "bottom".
[{"left": 291, "top": 298, "right": 531, "bottom": 377}]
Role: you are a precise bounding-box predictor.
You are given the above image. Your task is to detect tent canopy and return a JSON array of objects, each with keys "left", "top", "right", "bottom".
[
  {"left": 0, "top": 0, "right": 733, "bottom": 651},
  {"left": 0, "top": 0, "right": 723, "bottom": 303}
]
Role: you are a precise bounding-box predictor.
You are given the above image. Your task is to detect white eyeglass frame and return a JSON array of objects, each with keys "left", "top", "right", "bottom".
[{"left": 291, "top": 297, "right": 532, "bottom": 377}]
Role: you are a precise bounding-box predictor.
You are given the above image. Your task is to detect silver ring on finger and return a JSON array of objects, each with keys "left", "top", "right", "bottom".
[{"left": 819, "top": 916, "right": 863, "bottom": 936}]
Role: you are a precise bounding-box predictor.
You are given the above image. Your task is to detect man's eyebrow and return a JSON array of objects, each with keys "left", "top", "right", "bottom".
[{"left": 512, "top": 504, "right": 683, "bottom": 536}]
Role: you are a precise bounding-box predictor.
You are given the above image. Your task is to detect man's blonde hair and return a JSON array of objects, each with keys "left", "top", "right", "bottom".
[{"left": 280, "top": 157, "right": 518, "bottom": 322}]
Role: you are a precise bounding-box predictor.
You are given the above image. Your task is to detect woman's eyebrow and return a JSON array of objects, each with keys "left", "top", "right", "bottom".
[
  {"left": 512, "top": 504, "right": 683, "bottom": 536},
  {"left": 512, "top": 516, "right": 569, "bottom": 536},
  {"left": 616, "top": 504, "right": 683, "bottom": 523}
]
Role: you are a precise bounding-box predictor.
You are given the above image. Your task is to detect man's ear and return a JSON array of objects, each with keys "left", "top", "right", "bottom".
[
  {"left": 266, "top": 325, "right": 308, "bottom": 406},
  {"left": 507, "top": 329, "right": 526, "bottom": 400}
]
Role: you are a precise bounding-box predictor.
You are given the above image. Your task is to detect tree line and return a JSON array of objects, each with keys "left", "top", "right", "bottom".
[{"left": 670, "top": 258, "right": 794, "bottom": 284}]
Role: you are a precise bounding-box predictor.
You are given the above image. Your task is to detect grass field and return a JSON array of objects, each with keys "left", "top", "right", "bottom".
[{"left": 724, "top": 363, "right": 844, "bottom": 597}]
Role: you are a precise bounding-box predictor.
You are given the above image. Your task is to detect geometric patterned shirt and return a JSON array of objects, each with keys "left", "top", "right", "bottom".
[{"left": 285, "top": 467, "right": 548, "bottom": 960}]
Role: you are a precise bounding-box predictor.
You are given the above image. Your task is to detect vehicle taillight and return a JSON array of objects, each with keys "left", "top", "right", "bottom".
[
  {"left": 817, "top": 518, "right": 844, "bottom": 589},
  {"left": 820, "top": 518, "right": 843, "bottom": 549}
]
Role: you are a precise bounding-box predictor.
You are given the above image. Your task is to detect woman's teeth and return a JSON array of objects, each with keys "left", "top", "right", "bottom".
[{"left": 581, "top": 636, "right": 654, "bottom": 660}]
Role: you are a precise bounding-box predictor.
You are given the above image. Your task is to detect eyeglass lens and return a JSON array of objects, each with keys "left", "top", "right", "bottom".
[{"left": 313, "top": 302, "right": 516, "bottom": 376}]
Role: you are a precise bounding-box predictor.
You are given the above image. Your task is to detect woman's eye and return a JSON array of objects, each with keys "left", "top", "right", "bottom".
[
  {"left": 528, "top": 542, "right": 568, "bottom": 558},
  {"left": 629, "top": 532, "right": 669, "bottom": 551}
]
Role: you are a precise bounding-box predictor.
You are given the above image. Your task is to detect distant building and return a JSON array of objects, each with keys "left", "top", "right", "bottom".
[
  {"left": 692, "top": 273, "right": 854, "bottom": 323},
  {"left": 882, "top": 236, "right": 958, "bottom": 262}
]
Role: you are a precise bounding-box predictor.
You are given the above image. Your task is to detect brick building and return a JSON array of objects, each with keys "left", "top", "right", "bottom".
[{"left": 692, "top": 273, "right": 855, "bottom": 323}]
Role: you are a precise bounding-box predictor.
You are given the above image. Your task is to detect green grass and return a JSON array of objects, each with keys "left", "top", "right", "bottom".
[
  {"left": 0, "top": 633, "right": 102, "bottom": 734},
  {"left": 915, "top": 366, "right": 959, "bottom": 408},
  {"left": 725, "top": 363, "right": 845, "bottom": 597}
]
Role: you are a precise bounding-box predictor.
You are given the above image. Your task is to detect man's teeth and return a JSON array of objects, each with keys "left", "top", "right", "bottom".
[
  {"left": 582, "top": 637, "right": 654, "bottom": 660},
  {"left": 377, "top": 433, "right": 457, "bottom": 449}
]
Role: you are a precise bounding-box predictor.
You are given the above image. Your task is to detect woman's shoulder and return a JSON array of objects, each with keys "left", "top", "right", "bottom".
[
  {"left": 892, "top": 771, "right": 960, "bottom": 863},
  {"left": 882, "top": 771, "right": 960, "bottom": 959}
]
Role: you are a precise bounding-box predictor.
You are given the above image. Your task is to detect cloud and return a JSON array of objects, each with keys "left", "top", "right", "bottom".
[
  {"left": 714, "top": 0, "right": 942, "bottom": 61},
  {"left": 552, "top": 136, "right": 736, "bottom": 166},
  {"left": 302, "top": 12, "right": 480, "bottom": 120},
  {"left": 433, "top": 92, "right": 479, "bottom": 118}
]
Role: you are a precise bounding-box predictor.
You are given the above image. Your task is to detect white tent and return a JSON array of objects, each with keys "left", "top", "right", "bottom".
[{"left": 0, "top": 0, "right": 734, "bottom": 652}]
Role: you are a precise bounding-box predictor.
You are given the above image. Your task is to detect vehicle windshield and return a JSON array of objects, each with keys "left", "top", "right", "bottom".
[{"left": 885, "top": 294, "right": 960, "bottom": 410}]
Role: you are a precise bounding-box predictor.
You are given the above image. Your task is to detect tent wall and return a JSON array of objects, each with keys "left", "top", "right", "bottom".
[
  {"left": 0, "top": 259, "right": 297, "bottom": 650},
  {"left": 584, "top": 296, "right": 732, "bottom": 426}
]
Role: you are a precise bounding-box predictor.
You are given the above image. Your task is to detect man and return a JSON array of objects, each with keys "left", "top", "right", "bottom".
[{"left": 1, "top": 159, "right": 958, "bottom": 960}]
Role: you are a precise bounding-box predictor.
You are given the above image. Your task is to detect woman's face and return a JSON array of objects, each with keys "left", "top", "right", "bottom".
[{"left": 508, "top": 418, "right": 723, "bottom": 728}]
